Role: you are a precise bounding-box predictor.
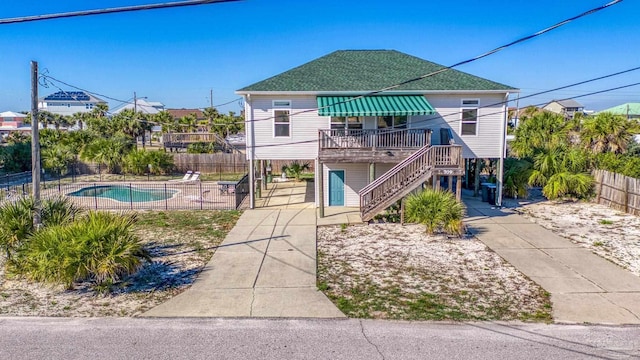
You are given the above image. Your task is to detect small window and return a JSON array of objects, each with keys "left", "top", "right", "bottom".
[
  {"left": 462, "top": 99, "right": 479, "bottom": 106},
  {"left": 273, "top": 100, "right": 291, "bottom": 108},
  {"left": 274, "top": 110, "right": 290, "bottom": 137}
]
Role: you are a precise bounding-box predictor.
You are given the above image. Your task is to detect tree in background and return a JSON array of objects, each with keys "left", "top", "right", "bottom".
[
  {"left": 178, "top": 114, "right": 198, "bottom": 133},
  {"left": 81, "top": 136, "right": 131, "bottom": 173},
  {"left": 580, "top": 112, "right": 640, "bottom": 155}
]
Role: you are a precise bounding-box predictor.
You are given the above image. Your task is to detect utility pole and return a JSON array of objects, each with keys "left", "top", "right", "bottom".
[
  {"left": 31, "top": 61, "right": 41, "bottom": 227},
  {"left": 134, "top": 91, "right": 137, "bottom": 113},
  {"left": 210, "top": 88, "right": 213, "bottom": 108}
]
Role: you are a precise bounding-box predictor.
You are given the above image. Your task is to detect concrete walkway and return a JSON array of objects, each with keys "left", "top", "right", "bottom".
[
  {"left": 464, "top": 195, "right": 640, "bottom": 325},
  {"left": 144, "top": 182, "right": 345, "bottom": 318}
]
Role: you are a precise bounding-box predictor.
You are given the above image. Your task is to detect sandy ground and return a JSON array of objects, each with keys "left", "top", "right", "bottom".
[
  {"left": 317, "top": 224, "right": 551, "bottom": 320},
  {"left": 1, "top": 199, "right": 636, "bottom": 318},
  {"left": 515, "top": 200, "right": 640, "bottom": 276},
  {"left": 0, "top": 213, "right": 229, "bottom": 317}
]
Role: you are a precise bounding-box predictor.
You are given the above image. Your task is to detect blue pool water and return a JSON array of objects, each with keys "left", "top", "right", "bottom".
[{"left": 68, "top": 185, "right": 178, "bottom": 202}]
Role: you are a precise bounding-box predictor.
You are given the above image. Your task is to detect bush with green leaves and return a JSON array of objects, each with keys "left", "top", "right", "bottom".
[
  {"left": 21, "top": 211, "right": 149, "bottom": 289},
  {"left": 404, "top": 189, "right": 465, "bottom": 236},
  {"left": 187, "top": 142, "right": 215, "bottom": 154},
  {"left": 281, "top": 161, "right": 311, "bottom": 181},
  {"left": 594, "top": 152, "right": 640, "bottom": 178},
  {"left": 0, "top": 196, "right": 81, "bottom": 264},
  {"left": 123, "top": 149, "right": 174, "bottom": 175},
  {"left": 503, "top": 158, "right": 532, "bottom": 198}
]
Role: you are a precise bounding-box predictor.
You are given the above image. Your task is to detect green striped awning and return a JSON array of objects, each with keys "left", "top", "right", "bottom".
[{"left": 317, "top": 95, "right": 435, "bottom": 117}]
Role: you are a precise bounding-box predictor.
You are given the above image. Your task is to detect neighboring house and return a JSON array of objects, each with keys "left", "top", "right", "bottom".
[
  {"left": 542, "top": 99, "right": 584, "bottom": 119},
  {"left": 111, "top": 98, "right": 165, "bottom": 115},
  {"left": 166, "top": 108, "right": 205, "bottom": 120},
  {"left": 0, "top": 111, "right": 32, "bottom": 138},
  {"left": 597, "top": 103, "right": 640, "bottom": 119},
  {"left": 38, "top": 91, "right": 107, "bottom": 117},
  {"left": 236, "top": 50, "right": 517, "bottom": 220}
]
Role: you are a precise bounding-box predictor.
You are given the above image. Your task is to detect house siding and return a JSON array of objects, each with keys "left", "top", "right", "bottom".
[
  {"left": 245, "top": 95, "right": 327, "bottom": 161},
  {"left": 411, "top": 94, "right": 506, "bottom": 158},
  {"left": 323, "top": 163, "right": 369, "bottom": 207}
]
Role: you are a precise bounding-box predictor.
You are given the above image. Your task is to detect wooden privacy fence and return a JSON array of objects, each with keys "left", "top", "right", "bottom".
[
  {"left": 171, "top": 154, "right": 315, "bottom": 174},
  {"left": 594, "top": 169, "right": 640, "bottom": 216},
  {"left": 172, "top": 153, "right": 247, "bottom": 173}
]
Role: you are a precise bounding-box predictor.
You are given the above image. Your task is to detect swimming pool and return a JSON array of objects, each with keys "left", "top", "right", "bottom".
[{"left": 68, "top": 185, "right": 178, "bottom": 202}]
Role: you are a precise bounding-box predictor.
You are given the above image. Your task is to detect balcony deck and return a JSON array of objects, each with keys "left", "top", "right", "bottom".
[{"left": 318, "top": 128, "right": 431, "bottom": 163}]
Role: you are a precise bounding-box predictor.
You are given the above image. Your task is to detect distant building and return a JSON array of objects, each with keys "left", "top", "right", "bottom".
[
  {"left": 0, "top": 111, "right": 32, "bottom": 138},
  {"left": 597, "top": 103, "right": 640, "bottom": 119},
  {"left": 542, "top": 99, "right": 584, "bottom": 119},
  {"left": 166, "top": 108, "right": 205, "bottom": 120},
  {"left": 38, "top": 91, "right": 107, "bottom": 117},
  {"left": 112, "top": 99, "right": 165, "bottom": 115}
]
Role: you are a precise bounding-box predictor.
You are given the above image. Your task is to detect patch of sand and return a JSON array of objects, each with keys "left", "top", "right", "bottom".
[
  {"left": 515, "top": 200, "right": 640, "bottom": 276},
  {"left": 317, "top": 223, "right": 550, "bottom": 320}
]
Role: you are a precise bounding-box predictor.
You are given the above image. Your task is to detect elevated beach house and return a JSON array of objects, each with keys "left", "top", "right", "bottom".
[{"left": 236, "top": 50, "right": 517, "bottom": 220}]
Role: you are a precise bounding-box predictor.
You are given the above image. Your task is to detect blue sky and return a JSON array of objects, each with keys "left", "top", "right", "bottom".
[{"left": 0, "top": 0, "right": 638, "bottom": 114}]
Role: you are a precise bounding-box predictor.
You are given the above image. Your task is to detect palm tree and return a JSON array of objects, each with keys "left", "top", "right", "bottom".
[
  {"left": 528, "top": 145, "right": 592, "bottom": 200},
  {"left": 580, "top": 112, "right": 640, "bottom": 154},
  {"left": 92, "top": 103, "right": 109, "bottom": 118},
  {"left": 179, "top": 114, "right": 198, "bottom": 133},
  {"left": 154, "top": 111, "right": 177, "bottom": 133},
  {"left": 511, "top": 111, "right": 569, "bottom": 158},
  {"left": 42, "top": 144, "right": 75, "bottom": 181},
  {"left": 70, "top": 111, "right": 92, "bottom": 130},
  {"left": 203, "top": 107, "right": 220, "bottom": 132},
  {"left": 81, "top": 137, "right": 129, "bottom": 173}
]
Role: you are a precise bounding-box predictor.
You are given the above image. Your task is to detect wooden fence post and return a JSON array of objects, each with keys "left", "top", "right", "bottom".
[
  {"left": 595, "top": 170, "right": 603, "bottom": 204},
  {"left": 624, "top": 176, "right": 629, "bottom": 213}
]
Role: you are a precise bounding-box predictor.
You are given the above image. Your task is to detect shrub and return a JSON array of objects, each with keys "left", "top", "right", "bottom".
[
  {"left": 503, "top": 158, "right": 532, "bottom": 198},
  {"left": 123, "top": 149, "right": 174, "bottom": 175},
  {"left": 21, "top": 211, "right": 149, "bottom": 289},
  {"left": 404, "top": 189, "right": 465, "bottom": 236},
  {"left": 0, "top": 196, "right": 81, "bottom": 263},
  {"left": 281, "top": 161, "right": 310, "bottom": 181}
]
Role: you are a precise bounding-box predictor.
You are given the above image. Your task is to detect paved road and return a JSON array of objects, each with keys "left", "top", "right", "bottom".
[{"left": 1, "top": 318, "right": 638, "bottom": 359}]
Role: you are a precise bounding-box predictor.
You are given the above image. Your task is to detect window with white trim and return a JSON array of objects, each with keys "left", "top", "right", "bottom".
[
  {"left": 460, "top": 99, "right": 479, "bottom": 136},
  {"left": 273, "top": 100, "right": 291, "bottom": 137},
  {"left": 377, "top": 115, "right": 407, "bottom": 129},
  {"left": 274, "top": 110, "right": 290, "bottom": 137},
  {"left": 331, "top": 116, "right": 363, "bottom": 130}
]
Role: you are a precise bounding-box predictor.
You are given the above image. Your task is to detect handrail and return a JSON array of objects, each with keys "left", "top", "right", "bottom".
[
  {"left": 319, "top": 128, "right": 431, "bottom": 150},
  {"left": 359, "top": 145, "right": 431, "bottom": 196},
  {"left": 359, "top": 144, "right": 463, "bottom": 221}
]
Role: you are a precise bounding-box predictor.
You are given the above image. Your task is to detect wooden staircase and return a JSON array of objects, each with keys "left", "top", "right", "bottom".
[
  {"left": 359, "top": 145, "right": 434, "bottom": 222},
  {"left": 359, "top": 145, "right": 463, "bottom": 222}
]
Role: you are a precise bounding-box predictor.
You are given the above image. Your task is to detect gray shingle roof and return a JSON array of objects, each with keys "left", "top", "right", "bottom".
[
  {"left": 238, "top": 50, "right": 517, "bottom": 92},
  {"left": 550, "top": 99, "right": 584, "bottom": 108}
]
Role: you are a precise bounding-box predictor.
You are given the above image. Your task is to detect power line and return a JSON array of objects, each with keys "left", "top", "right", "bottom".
[
  {"left": 0, "top": 0, "right": 242, "bottom": 25},
  {"left": 246, "top": 80, "right": 640, "bottom": 150},
  {"left": 41, "top": 74, "right": 131, "bottom": 105},
  {"left": 239, "top": 0, "right": 624, "bottom": 127}
]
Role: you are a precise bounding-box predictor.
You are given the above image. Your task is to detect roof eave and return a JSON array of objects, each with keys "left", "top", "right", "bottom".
[{"left": 236, "top": 89, "right": 519, "bottom": 96}]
